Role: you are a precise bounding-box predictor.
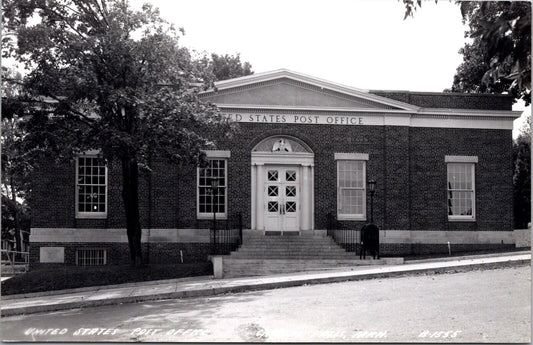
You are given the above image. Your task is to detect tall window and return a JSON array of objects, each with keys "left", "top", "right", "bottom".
[
  {"left": 337, "top": 160, "right": 366, "bottom": 220},
  {"left": 76, "top": 156, "right": 107, "bottom": 218},
  {"left": 197, "top": 159, "right": 227, "bottom": 219},
  {"left": 447, "top": 162, "right": 475, "bottom": 220}
]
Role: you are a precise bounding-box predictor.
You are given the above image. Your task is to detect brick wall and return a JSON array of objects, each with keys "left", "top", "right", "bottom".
[
  {"left": 30, "top": 242, "right": 211, "bottom": 270},
  {"left": 409, "top": 127, "right": 513, "bottom": 231},
  {"left": 29, "top": 98, "right": 514, "bottom": 265},
  {"left": 31, "top": 123, "right": 513, "bottom": 233},
  {"left": 371, "top": 91, "right": 513, "bottom": 110}
]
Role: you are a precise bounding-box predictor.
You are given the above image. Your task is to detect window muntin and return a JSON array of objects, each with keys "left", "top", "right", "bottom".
[
  {"left": 76, "top": 156, "right": 107, "bottom": 218},
  {"left": 447, "top": 163, "right": 475, "bottom": 220},
  {"left": 267, "top": 170, "right": 278, "bottom": 181},
  {"left": 337, "top": 160, "right": 366, "bottom": 220},
  {"left": 76, "top": 248, "right": 106, "bottom": 266},
  {"left": 197, "top": 159, "right": 227, "bottom": 219}
]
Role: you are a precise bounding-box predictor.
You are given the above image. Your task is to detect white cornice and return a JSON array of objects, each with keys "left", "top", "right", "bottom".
[
  {"left": 216, "top": 103, "right": 520, "bottom": 119},
  {"left": 202, "top": 69, "right": 420, "bottom": 111},
  {"left": 334, "top": 153, "right": 369, "bottom": 160},
  {"left": 217, "top": 104, "right": 410, "bottom": 113},
  {"left": 417, "top": 108, "right": 521, "bottom": 118},
  {"left": 203, "top": 150, "right": 231, "bottom": 158},
  {"left": 445, "top": 155, "right": 479, "bottom": 163},
  {"left": 200, "top": 69, "right": 520, "bottom": 129},
  {"left": 251, "top": 151, "right": 314, "bottom": 166}
]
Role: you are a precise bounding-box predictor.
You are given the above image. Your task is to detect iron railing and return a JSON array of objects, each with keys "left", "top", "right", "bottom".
[
  {"left": 326, "top": 212, "right": 359, "bottom": 254},
  {"left": 211, "top": 212, "right": 243, "bottom": 255},
  {"left": 1, "top": 249, "right": 29, "bottom": 274}
]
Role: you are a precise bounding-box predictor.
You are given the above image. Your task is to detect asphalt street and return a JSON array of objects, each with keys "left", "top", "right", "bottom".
[{"left": 2, "top": 264, "right": 530, "bottom": 342}]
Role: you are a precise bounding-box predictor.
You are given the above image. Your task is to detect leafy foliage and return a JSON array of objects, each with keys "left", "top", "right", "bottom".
[
  {"left": 513, "top": 115, "right": 531, "bottom": 229},
  {"left": 403, "top": 0, "right": 531, "bottom": 105},
  {"left": 402, "top": 0, "right": 423, "bottom": 20},
  {"left": 404, "top": 0, "right": 531, "bottom": 228},
  {"left": 1, "top": 68, "right": 33, "bottom": 250},
  {"left": 3, "top": 0, "right": 235, "bottom": 166},
  {"left": 210, "top": 53, "right": 253, "bottom": 81},
  {"left": 2, "top": 0, "right": 241, "bottom": 264},
  {"left": 1, "top": 195, "right": 30, "bottom": 245}
]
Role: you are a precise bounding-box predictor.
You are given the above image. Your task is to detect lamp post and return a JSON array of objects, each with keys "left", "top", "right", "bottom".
[
  {"left": 209, "top": 177, "right": 220, "bottom": 254},
  {"left": 368, "top": 179, "right": 376, "bottom": 223}
]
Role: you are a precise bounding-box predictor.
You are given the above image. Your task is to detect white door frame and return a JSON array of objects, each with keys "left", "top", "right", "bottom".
[
  {"left": 251, "top": 152, "right": 314, "bottom": 231},
  {"left": 264, "top": 166, "right": 300, "bottom": 231}
]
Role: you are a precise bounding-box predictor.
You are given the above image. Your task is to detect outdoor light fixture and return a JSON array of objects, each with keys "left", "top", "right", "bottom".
[
  {"left": 368, "top": 179, "right": 377, "bottom": 223},
  {"left": 210, "top": 177, "right": 219, "bottom": 189},
  {"left": 368, "top": 179, "right": 376, "bottom": 194}
]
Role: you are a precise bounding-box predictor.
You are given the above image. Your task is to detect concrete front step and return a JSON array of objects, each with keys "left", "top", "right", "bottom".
[
  {"left": 241, "top": 243, "right": 341, "bottom": 247},
  {"left": 240, "top": 240, "right": 341, "bottom": 245},
  {"left": 242, "top": 239, "right": 339, "bottom": 244},
  {"left": 242, "top": 230, "right": 328, "bottom": 237},
  {"left": 217, "top": 232, "right": 383, "bottom": 277},
  {"left": 231, "top": 251, "right": 356, "bottom": 255},
  {"left": 231, "top": 250, "right": 355, "bottom": 256},
  {"left": 231, "top": 249, "right": 356, "bottom": 254},
  {"left": 231, "top": 254, "right": 358, "bottom": 260},
  {"left": 233, "top": 246, "right": 350, "bottom": 252},
  {"left": 221, "top": 258, "right": 397, "bottom": 278}
]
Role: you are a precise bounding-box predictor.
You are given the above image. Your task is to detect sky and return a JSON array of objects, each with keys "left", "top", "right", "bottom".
[
  {"left": 134, "top": 0, "right": 529, "bottom": 136},
  {"left": 141, "top": 0, "right": 466, "bottom": 92}
]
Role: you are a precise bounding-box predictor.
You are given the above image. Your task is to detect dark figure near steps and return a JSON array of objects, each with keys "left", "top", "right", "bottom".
[{"left": 360, "top": 223, "right": 379, "bottom": 259}]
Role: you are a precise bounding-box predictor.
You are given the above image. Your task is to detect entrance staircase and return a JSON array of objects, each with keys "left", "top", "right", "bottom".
[{"left": 220, "top": 230, "right": 398, "bottom": 278}]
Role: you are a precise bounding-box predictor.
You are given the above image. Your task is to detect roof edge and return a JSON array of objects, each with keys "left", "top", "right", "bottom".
[{"left": 202, "top": 69, "right": 420, "bottom": 112}]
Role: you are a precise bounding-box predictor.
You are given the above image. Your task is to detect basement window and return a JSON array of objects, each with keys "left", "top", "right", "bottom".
[{"left": 76, "top": 248, "right": 107, "bottom": 266}]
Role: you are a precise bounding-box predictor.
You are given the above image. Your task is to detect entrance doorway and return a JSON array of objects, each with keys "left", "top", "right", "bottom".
[
  {"left": 251, "top": 135, "right": 314, "bottom": 231},
  {"left": 264, "top": 166, "right": 300, "bottom": 231}
]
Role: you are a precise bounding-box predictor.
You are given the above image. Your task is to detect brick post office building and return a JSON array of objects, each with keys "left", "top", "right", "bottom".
[{"left": 30, "top": 69, "right": 521, "bottom": 269}]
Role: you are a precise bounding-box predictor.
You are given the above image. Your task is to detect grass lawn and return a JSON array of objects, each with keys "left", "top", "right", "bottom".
[{"left": 1, "top": 262, "right": 213, "bottom": 296}]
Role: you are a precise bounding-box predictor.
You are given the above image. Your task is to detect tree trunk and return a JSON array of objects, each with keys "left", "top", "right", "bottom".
[
  {"left": 9, "top": 175, "right": 21, "bottom": 259},
  {"left": 121, "top": 156, "right": 143, "bottom": 266}
]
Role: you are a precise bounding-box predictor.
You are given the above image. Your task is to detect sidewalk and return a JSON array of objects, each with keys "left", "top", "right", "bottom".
[{"left": 1, "top": 251, "right": 530, "bottom": 317}]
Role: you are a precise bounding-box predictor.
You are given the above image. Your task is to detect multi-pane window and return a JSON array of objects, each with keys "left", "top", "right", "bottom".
[
  {"left": 76, "top": 156, "right": 107, "bottom": 217},
  {"left": 198, "top": 159, "right": 227, "bottom": 218},
  {"left": 337, "top": 160, "right": 366, "bottom": 220},
  {"left": 447, "top": 163, "right": 475, "bottom": 220},
  {"left": 76, "top": 249, "right": 106, "bottom": 266}
]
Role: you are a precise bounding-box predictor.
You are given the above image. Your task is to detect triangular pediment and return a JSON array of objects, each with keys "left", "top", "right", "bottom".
[{"left": 199, "top": 69, "right": 418, "bottom": 111}]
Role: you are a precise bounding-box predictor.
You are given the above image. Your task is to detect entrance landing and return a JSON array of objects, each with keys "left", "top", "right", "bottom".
[{"left": 264, "top": 230, "right": 300, "bottom": 236}]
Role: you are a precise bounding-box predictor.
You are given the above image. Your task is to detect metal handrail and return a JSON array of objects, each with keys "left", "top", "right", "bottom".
[
  {"left": 211, "top": 212, "right": 243, "bottom": 255},
  {"left": 1, "top": 249, "right": 30, "bottom": 274},
  {"left": 326, "top": 212, "right": 359, "bottom": 255}
]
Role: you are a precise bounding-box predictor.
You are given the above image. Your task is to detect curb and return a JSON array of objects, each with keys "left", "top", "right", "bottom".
[{"left": 1, "top": 256, "right": 529, "bottom": 317}]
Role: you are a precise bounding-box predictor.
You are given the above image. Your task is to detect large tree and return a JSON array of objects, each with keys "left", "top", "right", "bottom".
[
  {"left": 513, "top": 115, "right": 531, "bottom": 229},
  {"left": 404, "top": 1, "right": 531, "bottom": 105},
  {"left": 404, "top": 0, "right": 531, "bottom": 229},
  {"left": 2, "top": 0, "right": 237, "bottom": 266},
  {"left": 1, "top": 68, "right": 32, "bottom": 254},
  {"left": 1, "top": 115, "right": 32, "bottom": 254},
  {"left": 210, "top": 53, "right": 253, "bottom": 81}
]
